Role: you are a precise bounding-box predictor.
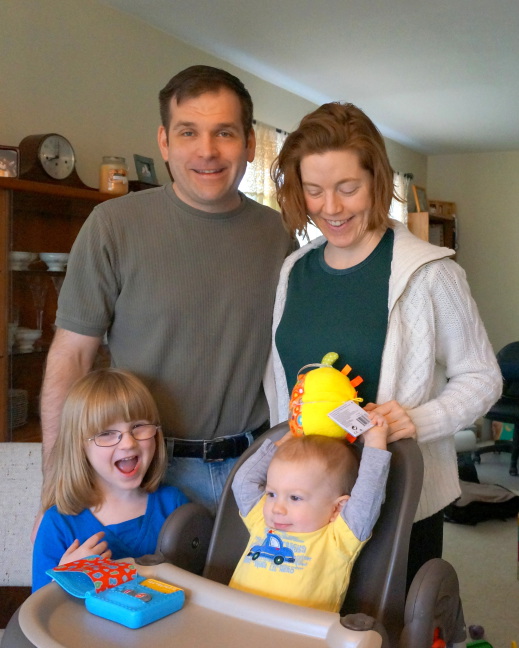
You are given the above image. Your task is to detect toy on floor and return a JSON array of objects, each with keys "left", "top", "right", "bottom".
[
  {"left": 431, "top": 627, "right": 446, "bottom": 648},
  {"left": 466, "top": 623, "right": 494, "bottom": 648},
  {"left": 289, "top": 352, "right": 364, "bottom": 442},
  {"left": 469, "top": 625, "right": 486, "bottom": 640}
]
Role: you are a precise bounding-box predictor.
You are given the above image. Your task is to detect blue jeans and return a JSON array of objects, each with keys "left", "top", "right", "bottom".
[
  {"left": 164, "top": 455, "right": 238, "bottom": 516},
  {"left": 164, "top": 431, "right": 256, "bottom": 515}
]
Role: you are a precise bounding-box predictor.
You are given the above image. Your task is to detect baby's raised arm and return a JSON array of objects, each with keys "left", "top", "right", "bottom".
[
  {"left": 341, "top": 415, "right": 391, "bottom": 541},
  {"left": 231, "top": 440, "right": 276, "bottom": 517},
  {"left": 361, "top": 411, "right": 389, "bottom": 449}
]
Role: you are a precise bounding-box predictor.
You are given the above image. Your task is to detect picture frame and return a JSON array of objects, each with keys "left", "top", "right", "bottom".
[
  {"left": 0, "top": 145, "right": 20, "bottom": 178},
  {"left": 412, "top": 185, "right": 429, "bottom": 212},
  {"left": 133, "top": 154, "right": 158, "bottom": 184}
]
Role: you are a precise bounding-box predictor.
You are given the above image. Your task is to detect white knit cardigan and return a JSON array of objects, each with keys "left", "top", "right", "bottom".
[{"left": 264, "top": 220, "right": 502, "bottom": 521}]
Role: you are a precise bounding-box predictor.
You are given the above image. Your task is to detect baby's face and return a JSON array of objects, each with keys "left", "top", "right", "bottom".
[{"left": 263, "top": 456, "right": 346, "bottom": 533}]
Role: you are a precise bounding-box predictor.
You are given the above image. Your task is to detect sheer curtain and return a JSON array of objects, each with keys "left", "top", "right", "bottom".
[
  {"left": 389, "top": 172, "right": 413, "bottom": 225},
  {"left": 239, "top": 121, "right": 286, "bottom": 210}
]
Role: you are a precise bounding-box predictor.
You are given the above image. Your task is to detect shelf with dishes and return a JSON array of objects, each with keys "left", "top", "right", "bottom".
[
  {"left": 10, "top": 251, "right": 69, "bottom": 272},
  {"left": 9, "top": 264, "right": 67, "bottom": 353},
  {"left": 8, "top": 342, "right": 111, "bottom": 443},
  {"left": 1, "top": 177, "right": 116, "bottom": 442}
]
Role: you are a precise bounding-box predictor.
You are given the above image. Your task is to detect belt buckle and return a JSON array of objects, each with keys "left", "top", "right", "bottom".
[{"left": 203, "top": 438, "right": 224, "bottom": 463}]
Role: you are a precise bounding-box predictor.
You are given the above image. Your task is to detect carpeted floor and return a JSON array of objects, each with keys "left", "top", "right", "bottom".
[{"left": 443, "top": 451, "right": 519, "bottom": 648}]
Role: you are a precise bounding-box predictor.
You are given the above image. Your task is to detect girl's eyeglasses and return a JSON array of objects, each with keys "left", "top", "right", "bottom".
[{"left": 87, "top": 423, "right": 160, "bottom": 447}]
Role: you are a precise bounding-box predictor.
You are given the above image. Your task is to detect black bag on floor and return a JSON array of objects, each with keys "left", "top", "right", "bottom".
[
  {"left": 444, "top": 480, "right": 519, "bottom": 525},
  {"left": 457, "top": 454, "right": 479, "bottom": 483}
]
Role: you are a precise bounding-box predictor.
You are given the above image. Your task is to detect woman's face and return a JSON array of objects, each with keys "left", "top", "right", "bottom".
[{"left": 300, "top": 149, "right": 377, "bottom": 267}]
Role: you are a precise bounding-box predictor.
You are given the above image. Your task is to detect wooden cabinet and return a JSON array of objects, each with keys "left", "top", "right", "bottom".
[
  {"left": 0, "top": 177, "right": 114, "bottom": 442},
  {"left": 408, "top": 200, "right": 457, "bottom": 250}
]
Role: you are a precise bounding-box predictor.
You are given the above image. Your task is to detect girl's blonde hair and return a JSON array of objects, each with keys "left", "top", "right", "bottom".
[
  {"left": 273, "top": 435, "right": 360, "bottom": 496},
  {"left": 272, "top": 102, "right": 398, "bottom": 238},
  {"left": 42, "top": 368, "right": 166, "bottom": 515}
]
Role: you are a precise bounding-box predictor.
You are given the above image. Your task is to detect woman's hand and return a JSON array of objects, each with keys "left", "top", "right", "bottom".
[
  {"left": 364, "top": 400, "right": 416, "bottom": 443},
  {"left": 59, "top": 531, "right": 112, "bottom": 566}
]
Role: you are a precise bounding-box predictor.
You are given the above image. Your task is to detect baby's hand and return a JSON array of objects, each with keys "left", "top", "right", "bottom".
[
  {"left": 59, "top": 531, "right": 112, "bottom": 566},
  {"left": 360, "top": 412, "right": 389, "bottom": 450},
  {"left": 274, "top": 431, "right": 293, "bottom": 447}
]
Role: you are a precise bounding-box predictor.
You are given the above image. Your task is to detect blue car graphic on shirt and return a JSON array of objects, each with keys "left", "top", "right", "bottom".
[{"left": 248, "top": 530, "right": 296, "bottom": 565}]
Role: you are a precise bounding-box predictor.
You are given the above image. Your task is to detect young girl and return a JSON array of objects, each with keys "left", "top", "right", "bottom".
[{"left": 32, "top": 368, "right": 188, "bottom": 592}]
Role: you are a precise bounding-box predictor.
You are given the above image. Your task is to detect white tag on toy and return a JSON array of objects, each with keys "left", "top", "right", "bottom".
[{"left": 327, "top": 401, "right": 374, "bottom": 437}]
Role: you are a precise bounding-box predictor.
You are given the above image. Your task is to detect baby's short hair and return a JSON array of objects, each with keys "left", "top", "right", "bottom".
[{"left": 274, "top": 435, "right": 360, "bottom": 495}]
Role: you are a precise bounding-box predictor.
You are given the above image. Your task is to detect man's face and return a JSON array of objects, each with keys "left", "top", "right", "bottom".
[{"left": 158, "top": 88, "right": 255, "bottom": 213}]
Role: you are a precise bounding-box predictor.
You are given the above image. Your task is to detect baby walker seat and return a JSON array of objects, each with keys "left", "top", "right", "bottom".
[{"left": 8, "top": 424, "right": 466, "bottom": 648}]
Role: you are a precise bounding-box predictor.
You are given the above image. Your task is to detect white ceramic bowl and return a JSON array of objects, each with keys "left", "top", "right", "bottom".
[
  {"left": 39, "top": 252, "right": 69, "bottom": 272},
  {"left": 15, "top": 327, "right": 42, "bottom": 353},
  {"left": 10, "top": 251, "right": 38, "bottom": 271}
]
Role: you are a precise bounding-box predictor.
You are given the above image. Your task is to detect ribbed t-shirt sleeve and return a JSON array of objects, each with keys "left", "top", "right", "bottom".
[{"left": 56, "top": 206, "right": 119, "bottom": 337}]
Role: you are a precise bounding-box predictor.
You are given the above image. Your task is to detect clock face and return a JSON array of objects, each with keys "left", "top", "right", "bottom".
[{"left": 38, "top": 135, "right": 75, "bottom": 180}]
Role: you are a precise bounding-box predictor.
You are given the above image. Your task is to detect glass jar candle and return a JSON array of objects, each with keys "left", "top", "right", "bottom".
[{"left": 99, "top": 156, "right": 128, "bottom": 195}]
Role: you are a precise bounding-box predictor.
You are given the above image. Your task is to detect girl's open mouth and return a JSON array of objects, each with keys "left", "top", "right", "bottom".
[{"left": 115, "top": 455, "right": 139, "bottom": 475}]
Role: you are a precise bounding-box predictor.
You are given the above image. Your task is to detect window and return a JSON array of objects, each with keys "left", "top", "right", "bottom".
[{"left": 239, "top": 121, "right": 286, "bottom": 210}]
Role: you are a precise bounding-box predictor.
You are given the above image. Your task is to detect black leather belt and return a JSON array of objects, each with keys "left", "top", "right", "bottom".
[{"left": 166, "top": 421, "right": 270, "bottom": 462}]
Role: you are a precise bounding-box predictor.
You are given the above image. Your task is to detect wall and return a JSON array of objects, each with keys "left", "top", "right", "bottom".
[
  {"left": 1, "top": 0, "right": 425, "bottom": 188},
  {"left": 385, "top": 139, "right": 427, "bottom": 187},
  {"left": 14, "top": 0, "right": 516, "bottom": 351},
  {"left": 0, "top": 0, "right": 316, "bottom": 187},
  {"left": 428, "top": 151, "right": 519, "bottom": 351}
]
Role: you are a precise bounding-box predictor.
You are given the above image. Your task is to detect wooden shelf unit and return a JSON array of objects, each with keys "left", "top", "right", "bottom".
[
  {"left": 0, "top": 177, "right": 115, "bottom": 442},
  {"left": 408, "top": 199, "right": 457, "bottom": 250}
]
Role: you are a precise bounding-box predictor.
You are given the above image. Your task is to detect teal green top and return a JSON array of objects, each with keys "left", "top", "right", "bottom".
[{"left": 275, "top": 228, "right": 394, "bottom": 405}]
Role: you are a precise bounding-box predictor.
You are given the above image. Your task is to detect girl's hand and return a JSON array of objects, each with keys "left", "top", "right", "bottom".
[
  {"left": 364, "top": 400, "right": 416, "bottom": 443},
  {"left": 59, "top": 531, "right": 112, "bottom": 566},
  {"left": 361, "top": 412, "right": 389, "bottom": 450}
]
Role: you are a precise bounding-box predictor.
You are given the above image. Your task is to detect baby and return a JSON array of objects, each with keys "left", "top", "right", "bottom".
[{"left": 229, "top": 413, "right": 390, "bottom": 612}]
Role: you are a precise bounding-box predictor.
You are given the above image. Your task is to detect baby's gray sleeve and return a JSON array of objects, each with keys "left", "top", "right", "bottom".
[
  {"left": 342, "top": 446, "right": 391, "bottom": 541},
  {"left": 231, "top": 440, "right": 277, "bottom": 516}
]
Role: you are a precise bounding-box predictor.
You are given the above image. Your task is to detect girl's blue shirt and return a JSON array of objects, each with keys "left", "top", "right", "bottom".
[{"left": 32, "top": 485, "right": 188, "bottom": 591}]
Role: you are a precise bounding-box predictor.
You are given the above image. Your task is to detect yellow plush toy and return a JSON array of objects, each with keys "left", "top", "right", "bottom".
[{"left": 289, "top": 352, "right": 363, "bottom": 442}]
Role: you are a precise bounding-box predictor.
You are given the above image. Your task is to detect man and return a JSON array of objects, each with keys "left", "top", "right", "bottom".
[{"left": 40, "top": 65, "right": 294, "bottom": 515}]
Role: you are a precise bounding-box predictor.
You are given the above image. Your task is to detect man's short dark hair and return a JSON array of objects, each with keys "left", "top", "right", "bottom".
[{"left": 159, "top": 65, "right": 254, "bottom": 137}]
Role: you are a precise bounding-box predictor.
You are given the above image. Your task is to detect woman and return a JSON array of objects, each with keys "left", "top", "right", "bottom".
[{"left": 268, "top": 102, "right": 501, "bottom": 586}]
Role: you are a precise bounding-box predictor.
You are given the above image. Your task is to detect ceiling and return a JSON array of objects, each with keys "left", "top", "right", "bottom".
[{"left": 100, "top": 0, "right": 519, "bottom": 156}]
